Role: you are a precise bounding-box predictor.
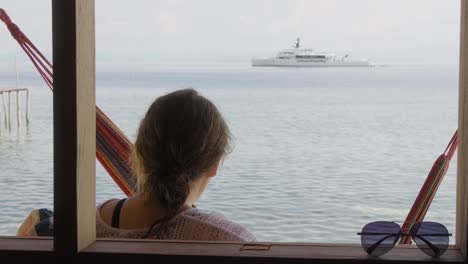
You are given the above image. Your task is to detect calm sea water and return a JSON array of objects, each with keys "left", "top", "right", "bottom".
[{"left": 0, "top": 63, "right": 459, "bottom": 243}]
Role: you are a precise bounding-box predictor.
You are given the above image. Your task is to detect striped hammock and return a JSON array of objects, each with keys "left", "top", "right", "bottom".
[
  {"left": 399, "top": 131, "right": 458, "bottom": 244},
  {"left": 0, "top": 8, "right": 458, "bottom": 243}
]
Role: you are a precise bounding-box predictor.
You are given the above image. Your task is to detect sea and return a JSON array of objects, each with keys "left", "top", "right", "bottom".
[{"left": 0, "top": 63, "right": 459, "bottom": 243}]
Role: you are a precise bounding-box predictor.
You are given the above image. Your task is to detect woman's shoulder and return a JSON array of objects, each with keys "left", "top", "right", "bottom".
[
  {"left": 96, "top": 198, "right": 120, "bottom": 226},
  {"left": 176, "top": 208, "right": 256, "bottom": 242},
  {"left": 95, "top": 198, "right": 150, "bottom": 239}
]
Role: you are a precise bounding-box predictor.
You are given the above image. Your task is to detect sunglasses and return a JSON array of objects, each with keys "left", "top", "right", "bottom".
[{"left": 357, "top": 221, "right": 452, "bottom": 257}]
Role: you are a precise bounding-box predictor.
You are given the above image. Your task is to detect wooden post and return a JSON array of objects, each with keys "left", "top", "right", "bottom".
[
  {"left": 458, "top": 0, "right": 468, "bottom": 261},
  {"left": 8, "top": 92, "right": 11, "bottom": 130},
  {"left": 16, "top": 91, "right": 20, "bottom": 127},
  {"left": 53, "top": 0, "right": 96, "bottom": 255},
  {"left": 75, "top": 0, "right": 96, "bottom": 252},
  {"left": 1, "top": 93, "right": 6, "bottom": 128}
]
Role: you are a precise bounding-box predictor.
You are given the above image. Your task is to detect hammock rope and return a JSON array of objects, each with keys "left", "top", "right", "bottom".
[
  {"left": 0, "top": 8, "right": 136, "bottom": 196},
  {"left": 1, "top": 9, "right": 458, "bottom": 239}
]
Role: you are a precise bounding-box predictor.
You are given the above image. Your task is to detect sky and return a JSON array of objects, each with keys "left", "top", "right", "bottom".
[{"left": 0, "top": 0, "right": 462, "bottom": 71}]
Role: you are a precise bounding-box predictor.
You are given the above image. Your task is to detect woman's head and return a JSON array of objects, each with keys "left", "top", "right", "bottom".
[{"left": 132, "top": 89, "right": 231, "bottom": 217}]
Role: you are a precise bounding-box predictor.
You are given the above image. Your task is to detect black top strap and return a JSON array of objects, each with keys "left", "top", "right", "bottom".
[{"left": 111, "top": 198, "right": 127, "bottom": 228}]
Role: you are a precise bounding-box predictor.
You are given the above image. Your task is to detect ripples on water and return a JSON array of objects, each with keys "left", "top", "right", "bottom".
[{"left": 0, "top": 64, "right": 458, "bottom": 242}]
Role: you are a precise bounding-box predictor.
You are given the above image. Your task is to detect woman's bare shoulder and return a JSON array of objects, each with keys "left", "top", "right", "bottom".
[{"left": 96, "top": 199, "right": 120, "bottom": 226}]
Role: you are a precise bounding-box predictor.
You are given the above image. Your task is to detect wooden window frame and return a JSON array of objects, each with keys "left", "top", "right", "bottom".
[{"left": 0, "top": 0, "right": 467, "bottom": 262}]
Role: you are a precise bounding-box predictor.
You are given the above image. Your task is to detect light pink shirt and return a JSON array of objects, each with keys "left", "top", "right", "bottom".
[{"left": 96, "top": 200, "right": 256, "bottom": 242}]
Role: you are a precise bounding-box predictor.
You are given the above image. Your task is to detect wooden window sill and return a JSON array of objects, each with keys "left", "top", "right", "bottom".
[
  {"left": 81, "top": 240, "right": 464, "bottom": 263},
  {"left": 0, "top": 237, "right": 464, "bottom": 262},
  {"left": 0, "top": 237, "right": 53, "bottom": 255}
]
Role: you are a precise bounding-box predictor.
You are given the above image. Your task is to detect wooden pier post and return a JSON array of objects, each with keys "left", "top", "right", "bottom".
[
  {"left": 16, "top": 91, "right": 21, "bottom": 127},
  {"left": 1, "top": 93, "right": 6, "bottom": 128},
  {"left": 8, "top": 92, "right": 11, "bottom": 130}
]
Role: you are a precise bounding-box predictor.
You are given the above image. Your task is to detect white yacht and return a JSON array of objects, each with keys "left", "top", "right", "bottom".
[{"left": 251, "top": 38, "right": 373, "bottom": 67}]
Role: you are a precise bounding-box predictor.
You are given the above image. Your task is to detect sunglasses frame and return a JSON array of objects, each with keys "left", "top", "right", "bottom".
[{"left": 357, "top": 221, "right": 452, "bottom": 257}]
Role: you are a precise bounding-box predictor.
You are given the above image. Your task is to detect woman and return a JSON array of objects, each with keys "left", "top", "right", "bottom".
[
  {"left": 18, "top": 89, "right": 255, "bottom": 242},
  {"left": 97, "top": 89, "right": 255, "bottom": 241}
]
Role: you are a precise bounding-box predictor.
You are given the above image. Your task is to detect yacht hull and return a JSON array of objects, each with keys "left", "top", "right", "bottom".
[{"left": 251, "top": 58, "right": 373, "bottom": 67}]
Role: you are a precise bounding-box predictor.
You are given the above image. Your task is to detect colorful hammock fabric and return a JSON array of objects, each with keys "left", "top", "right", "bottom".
[
  {"left": 399, "top": 130, "right": 458, "bottom": 244},
  {"left": 1, "top": 8, "right": 459, "bottom": 241},
  {"left": 0, "top": 8, "right": 136, "bottom": 196}
]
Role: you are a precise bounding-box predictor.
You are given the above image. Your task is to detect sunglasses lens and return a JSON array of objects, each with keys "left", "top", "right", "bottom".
[
  {"left": 361, "top": 221, "right": 400, "bottom": 257},
  {"left": 412, "top": 222, "right": 449, "bottom": 257}
]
